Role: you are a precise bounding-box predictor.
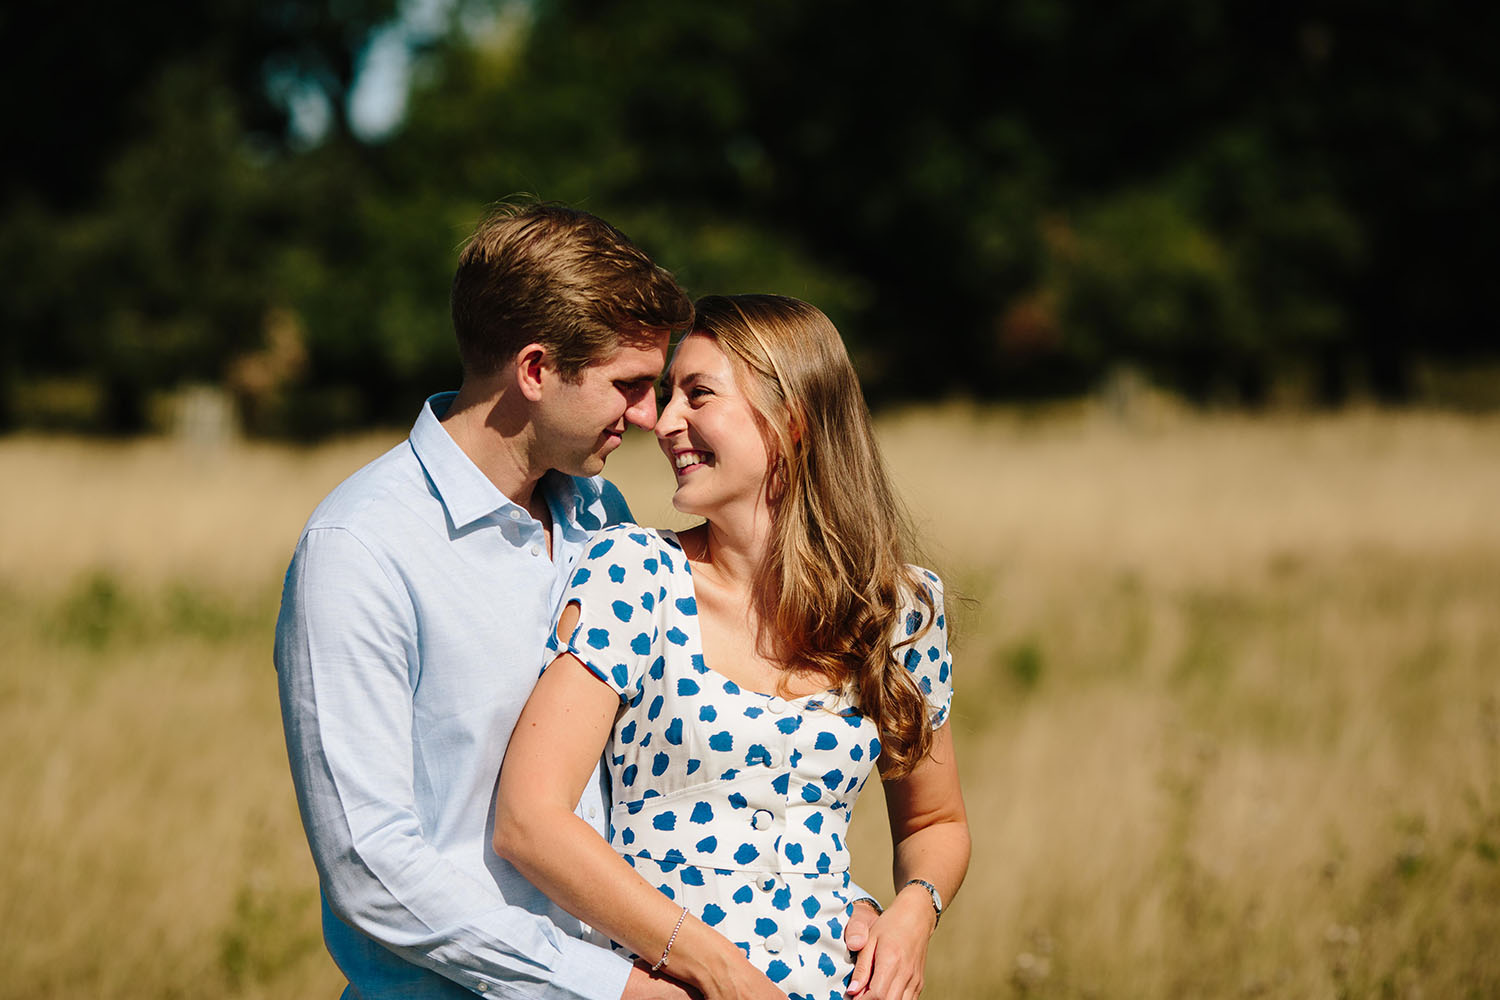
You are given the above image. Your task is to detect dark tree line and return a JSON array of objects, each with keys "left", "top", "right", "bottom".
[{"left": 2, "top": 0, "right": 1496, "bottom": 434}]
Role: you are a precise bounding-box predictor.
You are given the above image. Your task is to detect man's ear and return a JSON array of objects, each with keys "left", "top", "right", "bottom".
[{"left": 515, "top": 344, "right": 550, "bottom": 402}]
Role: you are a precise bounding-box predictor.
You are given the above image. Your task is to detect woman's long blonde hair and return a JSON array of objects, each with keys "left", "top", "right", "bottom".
[{"left": 691, "top": 294, "right": 939, "bottom": 777}]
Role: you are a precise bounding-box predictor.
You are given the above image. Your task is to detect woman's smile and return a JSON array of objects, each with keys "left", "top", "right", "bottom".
[
  {"left": 671, "top": 449, "right": 713, "bottom": 472},
  {"left": 655, "top": 333, "right": 770, "bottom": 517}
]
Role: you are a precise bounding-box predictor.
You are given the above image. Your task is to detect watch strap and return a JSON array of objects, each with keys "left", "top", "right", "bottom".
[{"left": 902, "top": 878, "right": 943, "bottom": 925}]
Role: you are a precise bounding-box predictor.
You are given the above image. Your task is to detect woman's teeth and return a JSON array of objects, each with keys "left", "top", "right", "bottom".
[{"left": 674, "top": 451, "right": 711, "bottom": 469}]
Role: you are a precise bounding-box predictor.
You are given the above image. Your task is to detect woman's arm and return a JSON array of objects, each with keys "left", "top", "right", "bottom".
[
  {"left": 847, "top": 723, "right": 971, "bottom": 999},
  {"left": 494, "top": 613, "right": 787, "bottom": 1000}
]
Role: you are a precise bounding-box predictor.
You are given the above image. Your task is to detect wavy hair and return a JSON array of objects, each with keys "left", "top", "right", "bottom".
[
  {"left": 691, "top": 294, "right": 939, "bottom": 777},
  {"left": 452, "top": 201, "right": 693, "bottom": 379}
]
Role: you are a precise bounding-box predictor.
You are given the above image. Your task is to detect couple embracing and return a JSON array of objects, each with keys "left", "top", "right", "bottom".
[{"left": 275, "top": 204, "right": 970, "bottom": 1000}]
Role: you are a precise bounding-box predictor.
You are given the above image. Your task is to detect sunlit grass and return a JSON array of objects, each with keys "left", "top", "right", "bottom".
[{"left": 3, "top": 404, "right": 1498, "bottom": 998}]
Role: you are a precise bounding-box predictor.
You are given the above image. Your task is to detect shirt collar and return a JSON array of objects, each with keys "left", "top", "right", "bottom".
[
  {"left": 545, "top": 469, "right": 604, "bottom": 541},
  {"left": 409, "top": 392, "right": 600, "bottom": 535}
]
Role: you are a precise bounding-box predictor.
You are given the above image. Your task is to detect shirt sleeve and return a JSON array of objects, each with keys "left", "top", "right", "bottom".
[
  {"left": 547, "top": 526, "right": 675, "bottom": 703},
  {"left": 898, "top": 569, "right": 954, "bottom": 730},
  {"left": 275, "top": 526, "right": 631, "bottom": 1000}
]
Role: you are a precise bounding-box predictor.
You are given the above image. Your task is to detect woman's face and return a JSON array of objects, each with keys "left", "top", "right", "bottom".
[{"left": 655, "top": 333, "right": 774, "bottom": 522}]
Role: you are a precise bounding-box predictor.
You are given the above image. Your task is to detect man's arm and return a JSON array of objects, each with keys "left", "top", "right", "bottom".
[{"left": 276, "top": 526, "right": 632, "bottom": 1000}]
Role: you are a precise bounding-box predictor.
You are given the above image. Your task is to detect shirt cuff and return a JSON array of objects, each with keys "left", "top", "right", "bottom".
[{"left": 533, "top": 934, "right": 633, "bottom": 1000}]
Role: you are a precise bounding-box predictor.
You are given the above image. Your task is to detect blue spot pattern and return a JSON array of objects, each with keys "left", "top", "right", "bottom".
[{"left": 552, "top": 524, "right": 953, "bottom": 996}]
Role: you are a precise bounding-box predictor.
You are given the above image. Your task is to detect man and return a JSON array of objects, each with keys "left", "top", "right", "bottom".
[{"left": 275, "top": 204, "right": 881, "bottom": 1000}]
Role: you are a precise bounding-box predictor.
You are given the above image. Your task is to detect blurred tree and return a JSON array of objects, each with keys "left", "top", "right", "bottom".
[
  {"left": 0, "top": 0, "right": 399, "bottom": 430},
  {"left": 2, "top": 0, "right": 1495, "bottom": 431},
  {"left": 1, "top": 0, "right": 400, "bottom": 207}
]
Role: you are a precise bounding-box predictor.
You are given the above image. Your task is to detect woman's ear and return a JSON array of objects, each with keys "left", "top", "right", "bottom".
[{"left": 788, "top": 410, "right": 806, "bottom": 447}]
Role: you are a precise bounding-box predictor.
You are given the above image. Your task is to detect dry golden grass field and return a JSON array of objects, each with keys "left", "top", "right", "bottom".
[{"left": 3, "top": 403, "right": 1498, "bottom": 999}]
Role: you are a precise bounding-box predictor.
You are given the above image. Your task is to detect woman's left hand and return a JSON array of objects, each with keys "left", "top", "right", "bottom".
[{"left": 844, "top": 886, "right": 936, "bottom": 999}]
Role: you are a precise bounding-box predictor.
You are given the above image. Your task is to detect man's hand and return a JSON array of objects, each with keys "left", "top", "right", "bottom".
[{"left": 622, "top": 962, "right": 702, "bottom": 1000}]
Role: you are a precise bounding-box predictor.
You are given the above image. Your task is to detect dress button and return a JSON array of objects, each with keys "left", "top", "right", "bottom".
[
  {"left": 765, "top": 750, "right": 781, "bottom": 768},
  {"left": 803, "top": 785, "right": 822, "bottom": 803},
  {"left": 759, "top": 875, "right": 777, "bottom": 892},
  {"left": 765, "top": 934, "right": 784, "bottom": 954},
  {"left": 766, "top": 697, "right": 787, "bottom": 714},
  {"left": 751, "top": 809, "right": 773, "bottom": 830}
]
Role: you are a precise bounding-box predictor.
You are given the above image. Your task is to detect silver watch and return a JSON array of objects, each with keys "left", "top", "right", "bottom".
[{"left": 903, "top": 878, "right": 943, "bottom": 925}]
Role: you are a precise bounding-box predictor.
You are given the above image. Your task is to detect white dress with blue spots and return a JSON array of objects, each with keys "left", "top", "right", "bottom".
[{"left": 549, "top": 525, "right": 952, "bottom": 1000}]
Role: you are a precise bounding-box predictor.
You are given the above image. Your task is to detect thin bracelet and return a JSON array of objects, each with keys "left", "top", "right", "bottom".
[{"left": 651, "top": 906, "right": 689, "bottom": 972}]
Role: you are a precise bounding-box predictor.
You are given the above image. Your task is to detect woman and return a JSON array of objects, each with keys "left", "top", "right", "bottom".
[{"left": 495, "top": 295, "right": 970, "bottom": 1000}]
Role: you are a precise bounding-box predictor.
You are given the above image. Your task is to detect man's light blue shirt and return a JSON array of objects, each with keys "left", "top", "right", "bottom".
[{"left": 275, "top": 393, "right": 635, "bottom": 1000}]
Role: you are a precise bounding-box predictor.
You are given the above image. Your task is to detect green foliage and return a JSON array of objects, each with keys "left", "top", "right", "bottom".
[
  {"left": 3, "top": 0, "right": 1497, "bottom": 432},
  {"left": 1002, "top": 638, "right": 1046, "bottom": 691},
  {"left": 218, "top": 879, "right": 323, "bottom": 990},
  {"left": 47, "top": 572, "right": 271, "bottom": 649},
  {"left": 52, "top": 572, "right": 140, "bottom": 650}
]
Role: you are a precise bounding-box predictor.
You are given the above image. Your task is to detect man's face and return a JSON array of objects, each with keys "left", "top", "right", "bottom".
[{"left": 536, "top": 330, "right": 670, "bottom": 477}]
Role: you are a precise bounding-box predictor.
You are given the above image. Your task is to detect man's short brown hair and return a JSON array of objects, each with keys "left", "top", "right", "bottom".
[{"left": 451, "top": 203, "right": 693, "bottom": 380}]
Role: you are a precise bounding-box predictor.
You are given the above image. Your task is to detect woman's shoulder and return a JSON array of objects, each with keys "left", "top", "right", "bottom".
[
  {"left": 894, "top": 565, "right": 949, "bottom": 648},
  {"left": 904, "top": 565, "right": 946, "bottom": 605},
  {"left": 577, "top": 524, "right": 691, "bottom": 574}
]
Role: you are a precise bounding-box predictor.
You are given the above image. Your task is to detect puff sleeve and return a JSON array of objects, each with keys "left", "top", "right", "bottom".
[
  {"left": 897, "top": 568, "right": 954, "bottom": 729},
  {"left": 547, "top": 526, "right": 684, "bottom": 703}
]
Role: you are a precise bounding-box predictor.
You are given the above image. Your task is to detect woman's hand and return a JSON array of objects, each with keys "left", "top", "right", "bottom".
[
  {"left": 668, "top": 922, "right": 793, "bottom": 1000},
  {"left": 851, "top": 722, "right": 972, "bottom": 999},
  {"left": 699, "top": 962, "right": 796, "bottom": 1000},
  {"left": 844, "top": 885, "right": 936, "bottom": 999}
]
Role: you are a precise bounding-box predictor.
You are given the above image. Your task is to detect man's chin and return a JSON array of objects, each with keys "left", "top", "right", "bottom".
[
  {"left": 565, "top": 453, "right": 608, "bottom": 478},
  {"left": 557, "top": 437, "right": 619, "bottom": 478}
]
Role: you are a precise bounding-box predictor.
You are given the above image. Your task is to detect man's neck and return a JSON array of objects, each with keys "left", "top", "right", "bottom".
[{"left": 439, "top": 380, "right": 546, "bottom": 512}]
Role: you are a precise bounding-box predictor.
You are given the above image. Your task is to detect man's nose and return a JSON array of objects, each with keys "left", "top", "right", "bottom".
[{"left": 626, "top": 392, "right": 658, "bottom": 431}]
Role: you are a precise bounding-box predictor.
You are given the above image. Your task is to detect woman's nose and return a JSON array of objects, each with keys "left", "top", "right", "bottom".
[{"left": 654, "top": 392, "right": 685, "bottom": 439}]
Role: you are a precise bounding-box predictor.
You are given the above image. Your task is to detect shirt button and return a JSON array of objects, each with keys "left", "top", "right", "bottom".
[
  {"left": 529, "top": 544, "right": 542, "bottom": 557},
  {"left": 765, "top": 934, "right": 784, "bottom": 954},
  {"left": 476, "top": 984, "right": 489, "bottom": 994},
  {"left": 507, "top": 509, "right": 522, "bottom": 520},
  {"left": 766, "top": 697, "right": 787, "bottom": 714},
  {"left": 588, "top": 806, "right": 598, "bottom": 819},
  {"left": 751, "top": 809, "right": 773, "bottom": 830}
]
